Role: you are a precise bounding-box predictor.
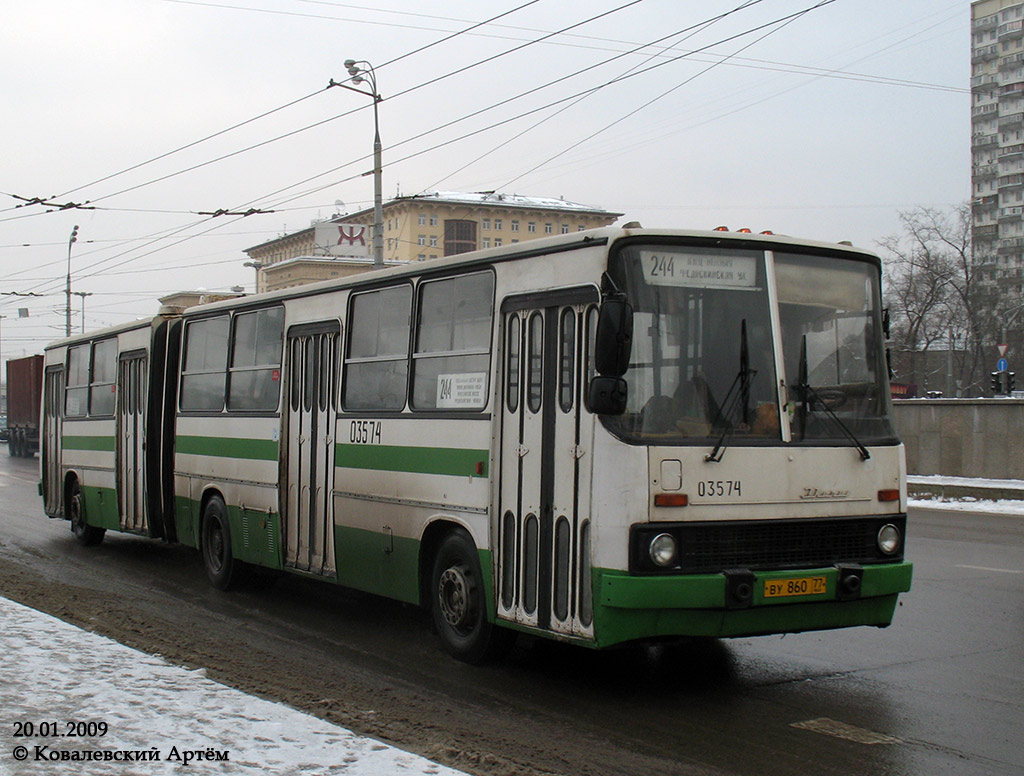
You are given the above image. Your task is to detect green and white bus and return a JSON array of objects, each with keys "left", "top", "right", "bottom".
[{"left": 41, "top": 226, "right": 912, "bottom": 662}]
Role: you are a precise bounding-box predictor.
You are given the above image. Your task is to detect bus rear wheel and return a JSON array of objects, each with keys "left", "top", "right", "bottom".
[
  {"left": 430, "top": 529, "right": 514, "bottom": 664},
  {"left": 69, "top": 480, "right": 105, "bottom": 547},
  {"left": 201, "top": 495, "right": 241, "bottom": 590}
]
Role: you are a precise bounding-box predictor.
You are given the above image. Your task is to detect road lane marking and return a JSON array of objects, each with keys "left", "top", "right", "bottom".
[
  {"left": 955, "top": 564, "right": 1023, "bottom": 575},
  {"left": 791, "top": 718, "right": 901, "bottom": 745}
]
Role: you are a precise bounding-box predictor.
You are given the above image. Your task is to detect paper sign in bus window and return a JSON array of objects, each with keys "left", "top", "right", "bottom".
[{"left": 437, "top": 372, "right": 487, "bottom": 408}]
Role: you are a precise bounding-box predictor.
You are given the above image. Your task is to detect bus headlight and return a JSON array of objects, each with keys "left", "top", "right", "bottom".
[
  {"left": 649, "top": 533, "right": 678, "bottom": 567},
  {"left": 877, "top": 524, "right": 901, "bottom": 555}
]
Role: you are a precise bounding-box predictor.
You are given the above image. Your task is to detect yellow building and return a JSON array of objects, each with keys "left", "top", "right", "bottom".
[{"left": 244, "top": 191, "right": 621, "bottom": 293}]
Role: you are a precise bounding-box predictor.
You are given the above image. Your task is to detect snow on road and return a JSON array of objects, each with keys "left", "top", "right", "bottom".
[{"left": 0, "top": 596, "right": 467, "bottom": 776}]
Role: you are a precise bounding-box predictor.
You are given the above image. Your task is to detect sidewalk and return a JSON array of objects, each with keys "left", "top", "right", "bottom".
[
  {"left": 0, "top": 596, "right": 468, "bottom": 776},
  {"left": 907, "top": 475, "right": 1024, "bottom": 503}
]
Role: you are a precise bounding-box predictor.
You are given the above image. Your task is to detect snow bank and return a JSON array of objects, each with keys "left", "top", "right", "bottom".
[{"left": 0, "top": 596, "right": 466, "bottom": 775}]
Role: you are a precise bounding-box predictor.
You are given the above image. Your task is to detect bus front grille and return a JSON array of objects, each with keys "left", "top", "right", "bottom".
[{"left": 630, "top": 516, "right": 906, "bottom": 575}]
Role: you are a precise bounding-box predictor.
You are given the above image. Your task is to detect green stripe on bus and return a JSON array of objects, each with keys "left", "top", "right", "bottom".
[
  {"left": 62, "top": 435, "right": 116, "bottom": 452},
  {"left": 176, "top": 435, "right": 279, "bottom": 461},
  {"left": 335, "top": 443, "right": 488, "bottom": 478}
]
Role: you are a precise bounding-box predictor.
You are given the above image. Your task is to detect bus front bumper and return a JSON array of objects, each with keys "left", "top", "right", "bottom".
[{"left": 592, "top": 561, "right": 913, "bottom": 647}]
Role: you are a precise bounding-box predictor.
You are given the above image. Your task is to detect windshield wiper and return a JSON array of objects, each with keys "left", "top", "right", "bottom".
[
  {"left": 796, "top": 335, "right": 871, "bottom": 461},
  {"left": 705, "top": 320, "right": 757, "bottom": 463}
]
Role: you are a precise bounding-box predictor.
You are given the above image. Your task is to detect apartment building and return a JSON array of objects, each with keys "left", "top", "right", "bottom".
[
  {"left": 972, "top": 0, "right": 1024, "bottom": 295},
  {"left": 244, "top": 191, "right": 621, "bottom": 293}
]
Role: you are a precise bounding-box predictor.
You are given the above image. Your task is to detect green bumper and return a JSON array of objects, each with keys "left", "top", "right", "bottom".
[{"left": 592, "top": 562, "right": 913, "bottom": 648}]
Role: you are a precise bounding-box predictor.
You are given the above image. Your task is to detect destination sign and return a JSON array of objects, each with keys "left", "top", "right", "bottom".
[{"left": 641, "top": 250, "right": 758, "bottom": 290}]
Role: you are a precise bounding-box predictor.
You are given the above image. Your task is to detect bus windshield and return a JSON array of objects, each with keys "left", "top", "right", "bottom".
[
  {"left": 775, "top": 251, "right": 896, "bottom": 445},
  {"left": 604, "top": 242, "right": 897, "bottom": 447}
]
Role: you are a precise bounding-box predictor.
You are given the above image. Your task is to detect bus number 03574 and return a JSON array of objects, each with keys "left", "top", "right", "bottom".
[
  {"left": 697, "top": 480, "right": 742, "bottom": 497},
  {"left": 349, "top": 420, "right": 382, "bottom": 445}
]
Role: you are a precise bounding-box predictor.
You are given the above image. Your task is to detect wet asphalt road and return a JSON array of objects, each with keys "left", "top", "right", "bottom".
[{"left": 0, "top": 451, "right": 1021, "bottom": 776}]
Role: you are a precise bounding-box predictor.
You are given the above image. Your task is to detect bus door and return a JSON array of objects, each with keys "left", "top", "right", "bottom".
[
  {"left": 282, "top": 323, "right": 339, "bottom": 577},
  {"left": 117, "top": 352, "right": 147, "bottom": 533},
  {"left": 42, "top": 366, "right": 65, "bottom": 516},
  {"left": 498, "top": 290, "right": 598, "bottom": 638}
]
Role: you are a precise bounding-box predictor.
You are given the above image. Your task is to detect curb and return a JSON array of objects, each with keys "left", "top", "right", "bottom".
[{"left": 907, "top": 482, "right": 1024, "bottom": 502}]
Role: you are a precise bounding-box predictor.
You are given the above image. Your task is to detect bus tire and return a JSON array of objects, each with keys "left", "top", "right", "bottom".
[
  {"left": 201, "top": 495, "right": 240, "bottom": 590},
  {"left": 430, "top": 529, "right": 514, "bottom": 664},
  {"left": 69, "top": 480, "right": 105, "bottom": 547}
]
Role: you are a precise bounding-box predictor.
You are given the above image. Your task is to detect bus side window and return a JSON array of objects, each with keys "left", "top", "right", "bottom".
[
  {"left": 411, "top": 272, "right": 493, "bottom": 411},
  {"left": 181, "top": 316, "right": 230, "bottom": 412},
  {"left": 89, "top": 339, "right": 117, "bottom": 416},
  {"left": 228, "top": 307, "right": 284, "bottom": 412},
  {"left": 65, "top": 344, "right": 90, "bottom": 417},
  {"left": 343, "top": 286, "right": 412, "bottom": 411}
]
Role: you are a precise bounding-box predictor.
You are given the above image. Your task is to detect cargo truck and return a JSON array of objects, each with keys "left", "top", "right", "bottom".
[{"left": 7, "top": 355, "right": 43, "bottom": 457}]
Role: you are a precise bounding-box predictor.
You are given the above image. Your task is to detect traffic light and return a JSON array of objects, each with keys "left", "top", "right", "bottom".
[
  {"left": 1009, "top": 372, "right": 1017, "bottom": 392},
  {"left": 991, "top": 371, "right": 1002, "bottom": 394}
]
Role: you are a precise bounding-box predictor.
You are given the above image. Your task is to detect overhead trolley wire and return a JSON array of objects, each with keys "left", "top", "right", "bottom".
[
  {"left": 3, "top": 0, "right": 654, "bottom": 299},
  {"left": 499, "top": 0, "right": 837, "bottom": 191},
  {"left": 427, "top": 0, "right": 765, "bottom": 192},
  {"left": 255, "top": 1, "right": 832, "bottom": 211}
]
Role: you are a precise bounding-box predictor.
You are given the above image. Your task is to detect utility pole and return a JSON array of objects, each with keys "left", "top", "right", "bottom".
[{"left": 65, "top": 225, "right": 79, "bottom": 337}]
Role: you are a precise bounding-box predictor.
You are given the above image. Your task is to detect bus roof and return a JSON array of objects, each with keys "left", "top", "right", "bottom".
[{"left": 182, "top": 226, "right": 881, "bottom": 318}]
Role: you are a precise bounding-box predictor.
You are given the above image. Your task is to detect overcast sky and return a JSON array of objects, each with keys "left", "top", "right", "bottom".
[{"left": 0, "top": 0, "right": 967, "bottom": 357}]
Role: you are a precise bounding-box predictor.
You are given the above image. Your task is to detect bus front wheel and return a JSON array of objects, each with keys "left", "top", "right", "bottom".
[
  {"left": 201, "top": 495, "right": 240, "bottom": 590},
  {"left": 430, "top": 529, "right": 513, "bottom": 664}
]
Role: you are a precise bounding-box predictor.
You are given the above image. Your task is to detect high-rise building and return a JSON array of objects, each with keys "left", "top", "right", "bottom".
[{"left": 972, "top": 0, "right": 1024, "bottom": 296}]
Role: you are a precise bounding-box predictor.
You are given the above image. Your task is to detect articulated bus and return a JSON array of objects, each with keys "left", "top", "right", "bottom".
[{"left": 41, "top": 226, "right": 912, "bottom": 662}]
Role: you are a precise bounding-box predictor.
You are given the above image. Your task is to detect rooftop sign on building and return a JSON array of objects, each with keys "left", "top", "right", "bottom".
[{"left": 313, "top": 222, "right": 373, "bottom": 258}]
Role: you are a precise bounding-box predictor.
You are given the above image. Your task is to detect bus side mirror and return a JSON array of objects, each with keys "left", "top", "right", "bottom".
[
  {"left": 587, "top": 376, "right": 627, "bottom": 415},
  {"left": 594, "top": 299, "right": 633, "bottom": 377}
]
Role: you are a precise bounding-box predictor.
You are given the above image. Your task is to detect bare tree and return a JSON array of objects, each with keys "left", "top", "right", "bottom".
[{"left": 879, "top": 204, "right": 990, "bottom": 396}]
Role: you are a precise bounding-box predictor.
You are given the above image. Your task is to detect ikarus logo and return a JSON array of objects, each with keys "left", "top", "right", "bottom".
[{"left": 800, "top": 487, "right": 851, "bottom": 500}]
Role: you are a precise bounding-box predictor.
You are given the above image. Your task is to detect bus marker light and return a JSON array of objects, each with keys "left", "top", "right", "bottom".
[
  {"left": 654, "top": 493, "right": 688, "bottom": 507},
  {"left": 877, "top": 489, "right": 899, "bottom": 502},
  {"left": 714, "top": 226, "right": 729, "bottom": 231},
  {"left": 738, "top": 228, "right": 752, "bottom": 233}
]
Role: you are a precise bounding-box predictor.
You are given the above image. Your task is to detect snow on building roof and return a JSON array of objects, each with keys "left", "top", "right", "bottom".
[{"left": 397, "top": 190, "right": 620, "bottom": 214}]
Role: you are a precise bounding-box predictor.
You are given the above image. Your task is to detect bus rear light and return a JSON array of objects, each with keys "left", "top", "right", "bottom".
[
  {"left": 654, "top": 493, "right": 688, "bottom": 507},
  {"left": 877, "top": 489, "right": 900, "bottom": 502}
]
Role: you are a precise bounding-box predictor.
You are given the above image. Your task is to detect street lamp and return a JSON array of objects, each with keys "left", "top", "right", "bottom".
[
  {"left": 338, "top": 59, "right": 383, "bottom": 268},
  {"left": 243, "top": 260, "right": 264, "bottom": 294},
  {"left": 73, "top": 291, "right": 92, "bottom": 333},
  {"left": 65, "top": 224, "right": 79, "bottom": 337}
]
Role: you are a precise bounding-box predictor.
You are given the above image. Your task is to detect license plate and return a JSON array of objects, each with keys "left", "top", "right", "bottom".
[{"left": 763, "top": 576, "right": 827, "bottom": 599}]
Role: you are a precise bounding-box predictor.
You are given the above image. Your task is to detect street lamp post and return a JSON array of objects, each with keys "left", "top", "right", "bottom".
[
  {"left": 243, "top": 260, "right": 264, "bottom": 294},
  {"left": 73, "top": 291, "right": 93, "bottom": 333},
  {"left": 65, "top": 224, "right": 79, "bottom": 337},
  {"left": 338, "top": 59, "right": 383, "bottom": 268}
]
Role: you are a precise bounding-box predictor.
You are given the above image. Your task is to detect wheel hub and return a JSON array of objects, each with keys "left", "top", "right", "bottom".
[{"left": 438, "top": 564, "right": 475, "bottom": 630}]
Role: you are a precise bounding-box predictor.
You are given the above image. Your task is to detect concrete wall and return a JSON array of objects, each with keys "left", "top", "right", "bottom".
[{"left": 892, "top": 399, "right": 1024, "bottom": 479}]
